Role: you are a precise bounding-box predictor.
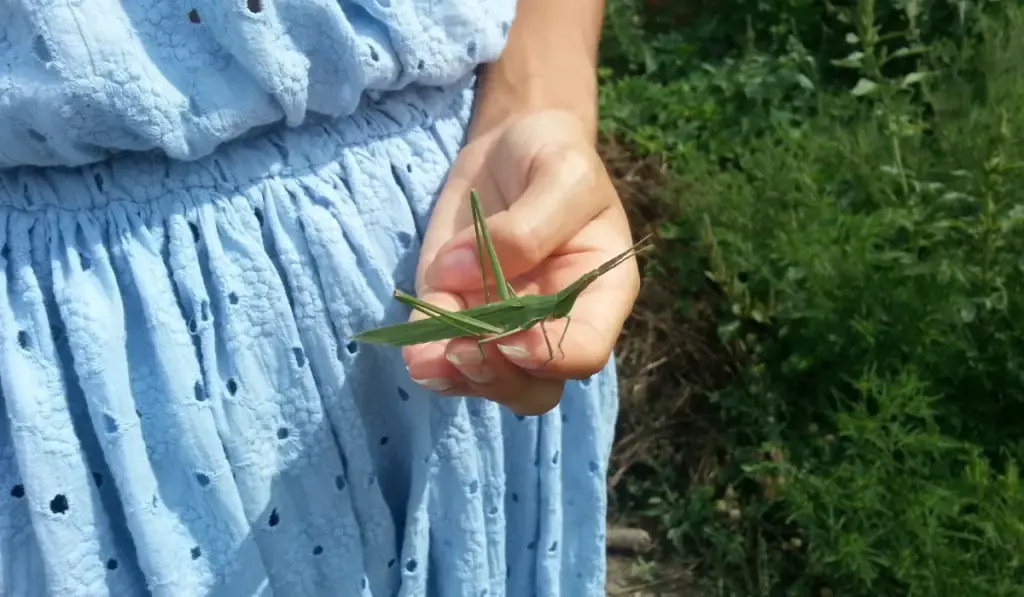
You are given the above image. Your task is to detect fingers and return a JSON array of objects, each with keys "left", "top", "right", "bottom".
[
  {"left": 400, "top": 289, "right": 569, "bottom": 416},
  {"left": 414, "top": 173, "right": 475, "bottom": 296},
  {"left": 425, "top": 145, "right": 614, "bottom": 291},
  {"left": 449, "top": 339, "right": 566, "bottom": 416},
  {"left": 404, "top": 335, "right": 567, "bottom": 416},
  {"left": 398, "top": 286, "right": 461, "bottom": 391},
  {"left": 402, "top": 240, "right": 639, "bottom": 414}
]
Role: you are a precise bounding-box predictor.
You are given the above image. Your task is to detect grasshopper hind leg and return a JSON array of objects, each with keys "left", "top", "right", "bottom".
[
  {"left": 556, "top": 315, "right": 570, "bottom": 361},
  {"left": 539, "top": 320, "right": 556, "bottom": 365}
]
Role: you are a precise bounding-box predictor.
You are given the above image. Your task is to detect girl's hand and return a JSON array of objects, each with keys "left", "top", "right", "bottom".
[{"left": 403, "top": 109, "right": 640, "bottom": 415}]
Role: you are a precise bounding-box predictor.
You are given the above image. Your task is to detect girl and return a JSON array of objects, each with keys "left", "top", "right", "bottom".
[{"left": 0, "top": 0, "right": 640, "bottom": 594}]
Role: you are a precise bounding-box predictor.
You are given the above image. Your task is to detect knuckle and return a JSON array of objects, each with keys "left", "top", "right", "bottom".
[
  {"left": 540, "top": 142, "right": 599, "bottom": 195},
  {"left": 564, "top": 151, "right": 601, "bottom": 197},
  {"left": 503, "top": 217, "right": 545, "bottom": 265}
]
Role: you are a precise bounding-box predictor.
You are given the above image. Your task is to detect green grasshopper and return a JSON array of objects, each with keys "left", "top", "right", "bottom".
[{"left": 353, "top": 190, "right": 653, "bottom": 363}]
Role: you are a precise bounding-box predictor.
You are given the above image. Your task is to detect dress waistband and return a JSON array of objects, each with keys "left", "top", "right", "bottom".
[{"left": 0, "top": 79, "right": 473, "bottom": 213}]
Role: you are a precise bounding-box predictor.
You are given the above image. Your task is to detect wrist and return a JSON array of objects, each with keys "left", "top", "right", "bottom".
[
  {"left": 471, "top": 58, "right": 598, "bottom": 141},
  {"left": 468, "top": 0, "right": 604, "bottom": 142}
]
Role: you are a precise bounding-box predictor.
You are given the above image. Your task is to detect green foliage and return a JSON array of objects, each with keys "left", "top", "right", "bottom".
[{"left": 603, "top": 1, "right": 1024, "bottom": 595}]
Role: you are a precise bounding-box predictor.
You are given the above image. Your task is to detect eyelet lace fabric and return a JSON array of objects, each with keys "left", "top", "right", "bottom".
[
  {"left": 0, "top": 2, "right": 618, "bottom": 596},
  {"left": 0, "top": 0, "right": 515, "bottom": 168}
]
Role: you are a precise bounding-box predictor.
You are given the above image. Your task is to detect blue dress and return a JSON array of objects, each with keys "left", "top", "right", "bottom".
[{"left": 0, "top": 2, "right": 618, "bottom": 596}]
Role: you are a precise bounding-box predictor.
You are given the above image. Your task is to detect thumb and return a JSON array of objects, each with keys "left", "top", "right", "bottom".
[{"left": 425, "top": 145, "right": 611, "bottom": 291}]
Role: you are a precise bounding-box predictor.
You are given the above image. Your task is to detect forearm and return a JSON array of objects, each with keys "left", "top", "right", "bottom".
[{"left": 470, "top": 0, "right": 606, "bottom": 141}]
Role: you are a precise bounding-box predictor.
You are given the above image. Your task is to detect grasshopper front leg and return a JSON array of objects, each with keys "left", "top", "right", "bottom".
[
  {"left": 477, "top": 322, "right": 534, "bottom": 346},
  {"left": 478, "top": 318, "right": 558, "bottom": 365}
]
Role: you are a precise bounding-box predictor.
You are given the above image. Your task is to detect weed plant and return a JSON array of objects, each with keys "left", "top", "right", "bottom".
[{"left": 602, "top": 1, "right": 1024, "bottom": 595}]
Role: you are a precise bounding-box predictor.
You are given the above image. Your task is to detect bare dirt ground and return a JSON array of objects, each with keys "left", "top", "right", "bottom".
[
  {"left": 603, "top": 525, "right": 702, "bottom": 597},
  {"left": 606, "top": 555, "right": 702, "bottom": 597}
]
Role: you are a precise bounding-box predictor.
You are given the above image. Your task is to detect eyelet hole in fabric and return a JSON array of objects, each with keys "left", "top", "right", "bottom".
[
  {"left": 247, "top": 0, "right": 263, "bottom": 13},
  {"left": 50, "top": 493, "right": 69, "bottom": 514},
  {"left": 33, "top": 36, "right": 52, "bottom": 62},
  {"left": 187, "top": 9, "right": 201, "bottom": 23}
]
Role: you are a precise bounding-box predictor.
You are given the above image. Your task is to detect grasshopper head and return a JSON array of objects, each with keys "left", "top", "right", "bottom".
[
  {"left": 552, "top": 271, "right": 600, "bottom": 318},
  {"left": 551, "top": 236, "right": 654, "bottom": 319}
]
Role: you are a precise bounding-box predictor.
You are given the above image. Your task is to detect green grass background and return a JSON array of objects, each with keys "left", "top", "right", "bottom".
[{"left": 600, "top": 1, "right": 1024, "bottom": 595}]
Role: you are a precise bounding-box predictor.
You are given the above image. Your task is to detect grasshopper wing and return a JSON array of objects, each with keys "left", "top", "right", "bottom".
[{"left": 352, "top": 301, "right": 522, "bottom": 346}]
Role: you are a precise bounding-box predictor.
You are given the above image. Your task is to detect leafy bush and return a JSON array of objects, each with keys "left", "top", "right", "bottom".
[{"left": 602, "top": 1, "right": 1024, "bottom": 595}]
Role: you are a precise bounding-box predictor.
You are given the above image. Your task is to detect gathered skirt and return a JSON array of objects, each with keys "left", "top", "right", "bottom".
[{"left": 0, "top": 80, "right": 618, "bottom": 597}]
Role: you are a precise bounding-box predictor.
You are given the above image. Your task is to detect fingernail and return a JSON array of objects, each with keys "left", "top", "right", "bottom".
[
  {"left": 446, "top": 348, "right": 495, "bottom": 384},
  {"left": 447, "top": 346, "right": 483, "bottom": 367},
  {"left": 411, "top": 377, "right": 454, "bottom": 392},
  {"left": 497, "top": 344, "right": 536, "bottom": 368},
  {"left": 432, "top": 248, "right": 477, "bottom": 277}
]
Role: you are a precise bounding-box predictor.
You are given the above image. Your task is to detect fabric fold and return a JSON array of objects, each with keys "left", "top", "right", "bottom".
[{"left": 0, "top": 81, "right": 616, "bottom": 597}]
